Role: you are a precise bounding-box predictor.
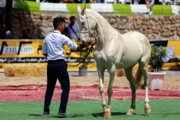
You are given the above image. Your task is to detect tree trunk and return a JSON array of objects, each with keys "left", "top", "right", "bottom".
[{"left": 5, "top": 0, "right": 13, "bottom": 29}]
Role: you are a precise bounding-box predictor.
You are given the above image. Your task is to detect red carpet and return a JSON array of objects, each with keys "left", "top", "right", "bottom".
[{"left": 0, "top": 84, "right": 180, "bottom": 102}]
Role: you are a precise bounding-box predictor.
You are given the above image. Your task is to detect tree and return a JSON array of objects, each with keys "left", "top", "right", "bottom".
[{"left": 5, "top": 0, "right": 13, "bottom": 30}]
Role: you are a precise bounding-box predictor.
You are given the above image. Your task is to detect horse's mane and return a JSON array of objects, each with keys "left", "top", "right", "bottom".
[{"left": 85, "top": 9, "right": 114, "bottom": 29}]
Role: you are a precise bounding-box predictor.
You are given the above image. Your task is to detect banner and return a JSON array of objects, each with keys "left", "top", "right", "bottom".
[
  {"left": 0, "top": 39, "right": 180, "bottom": 71},
  {"left": 0, "top": 40, "right": 96, "bottom": 71}
]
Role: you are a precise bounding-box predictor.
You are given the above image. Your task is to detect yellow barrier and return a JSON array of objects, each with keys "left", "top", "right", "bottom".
[
  {"left": 0, "top": 39, "right": 96, "bottom": 71},
  {"left": 167, "top": 40, "right": 180, "bottom": 56},
  {"left": 0, "top": 39, "right": 180, "bottom": 72}
]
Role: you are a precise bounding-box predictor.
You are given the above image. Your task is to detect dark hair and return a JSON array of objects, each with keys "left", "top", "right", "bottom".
[
  {"left": 53, "top": 17, "right": 65, "bottom": 29},
  {"left": 70, "top": 16, "right": 76, "bottom": 20}
]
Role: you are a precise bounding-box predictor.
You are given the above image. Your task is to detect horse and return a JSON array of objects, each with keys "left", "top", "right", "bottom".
[{"left": 77, "top": 5, "right": 151, "bottom": 118}]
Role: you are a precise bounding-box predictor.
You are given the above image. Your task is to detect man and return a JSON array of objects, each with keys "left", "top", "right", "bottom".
[
  {"left": 43, "top": 17, "right": 86, "bottom": 117},
  {"left": 145, "top": 0, "right": 155, "bottom": 15},
  {"left": 67, "top": 16, "right": 79, "bottom": 40},
  {"left": 62, "top": 25, "right": 70, "bottom": 38}
]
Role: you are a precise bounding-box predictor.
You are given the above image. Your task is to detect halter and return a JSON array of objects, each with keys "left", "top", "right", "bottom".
[
  {"left": 79, "top": 12, "right": 95, "bottom": 38},
  {"left": 67, "top": 44, "right": 94, "bottom": 67}
]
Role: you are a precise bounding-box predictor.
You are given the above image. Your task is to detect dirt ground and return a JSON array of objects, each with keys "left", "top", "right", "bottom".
[{"left": 0, "top": 75, "right": 180, "bottom": 89}]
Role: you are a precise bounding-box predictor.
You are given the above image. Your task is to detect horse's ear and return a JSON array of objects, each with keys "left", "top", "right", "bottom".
[
  {"left": 77, "top": 5, "right": 81, "bottom": 15},
  {"left": 81, "top": 5, "right": 86, "bottom": 15}
]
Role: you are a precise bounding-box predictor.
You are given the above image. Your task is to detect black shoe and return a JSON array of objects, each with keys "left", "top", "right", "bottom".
[
  {"left": 58, "top": 113, "right": 71, "bottom": 118},
  {"left": 44, "top": 111, "right": 49, "bottom": 116}
]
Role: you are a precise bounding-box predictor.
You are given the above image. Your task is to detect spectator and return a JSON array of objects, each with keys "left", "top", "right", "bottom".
[
  {"left": 41, "top": 0, "right": 61, "bottom": 2},
  {"left": 145, "top": 0, "right": 155, "bottom": 15},
  {"left": 83, "top": 0, "right": 94, "bottom": 3},
  {"left": 159, "top": 0, "right": 174, "bottom": 5},
  {"left": 62, "top": 0, "right": 72, "bottom": 3},
  {"left": 21, "top": 29, "right": 31, "bottom": 39},
  {"left": 67, "top": 16, "right": 79, "bottom": 40},
  {"left": 133, "top": 0, "right": 145, "bottom": 4},
  {"left": 73, "top": 0, "right": 82, "bottom": 3},
  {"left": 41, "top": 0, "right": 48, "bottom": 2},
  {"left": 62, "top": 26, "right": 70, "bottom": 38},
  {"left": 96, "top": 0, "right": 101, "bottom": 3},
  {"left": 138, "top": 0, "right": 146, "bottom": 4},
  {"left": 166, "top": 0, "right": 174, "bottom": 5},
  {"left": 0, "top": 22, "right": 13, "bottom": 39},
  {"left": 89, "top": 0, "right": 96, "bottom": 3}
]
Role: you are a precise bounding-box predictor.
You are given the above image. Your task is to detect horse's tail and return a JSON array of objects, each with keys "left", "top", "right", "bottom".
[{"left": 135, "top": 64, "right": 143, "bottom": 89}]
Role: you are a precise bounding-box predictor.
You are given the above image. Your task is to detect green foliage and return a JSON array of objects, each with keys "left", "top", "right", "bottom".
[
  {"left": 15, "top": 0, "right": 42, "bottom": 13},
  {"left": 113, "top": 4, "right": 134, "bottom": 15},
  {"left": 149, "top": 46, "right": 167, "bottom": 72},
  {"left": 152, "top": 5, "right": 173, "bottom": 16},
  {"left": 67, "top": 4, "right": 91, "bottom": 15}
]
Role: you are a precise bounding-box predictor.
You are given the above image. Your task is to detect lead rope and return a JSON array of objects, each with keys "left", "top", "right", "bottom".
[
  {"left": 67, "top": 44, "right": 94, "bottom": 67},
  {"left": 85, "top": 11, "right": 94, "bottom": 37}
]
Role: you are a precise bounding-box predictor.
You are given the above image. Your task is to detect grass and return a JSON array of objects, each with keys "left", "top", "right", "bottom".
[
  {"left": 15, "top": 0, "right": 42, "bottom": 13},
  {"left": 0, "top": 99, "right": 180, "bottom": 120},
  {"left": 113, "top": 4, "right": 134, "bottom": 15},
  {"left": 67, "top": 3, "right": 91, "bottom": 15},
  {"left": 152, "top": 5, "right": 173, "bottom": 16}
]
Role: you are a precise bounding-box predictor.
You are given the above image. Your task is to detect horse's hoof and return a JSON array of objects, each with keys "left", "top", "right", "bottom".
[
  {"left": 145, "top": 106, "right": 151, "bottom": 115},
  {"left": 103, "top": 111, "right": 111, "bottom": 119},
  {"left": 126, "top": 109, "right": 134, "bottom": 115}
]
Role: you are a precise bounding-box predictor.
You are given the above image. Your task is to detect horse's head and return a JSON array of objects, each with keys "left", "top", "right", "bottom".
[{"left": 77, "top": 5, "right": 97, "bottom": 43}]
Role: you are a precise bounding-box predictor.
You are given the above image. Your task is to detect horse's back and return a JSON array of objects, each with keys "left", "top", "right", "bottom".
[
  {"left": 116, "top": 31, "right": 151, "bottom": 68},
  {"left": 122, "top": 31, "right": 151, "bottom": 52}
]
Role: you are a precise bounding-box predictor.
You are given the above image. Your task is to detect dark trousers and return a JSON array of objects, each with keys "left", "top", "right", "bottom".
[{"left": 44, "top": 59, "right": 70, "bottom": 113}]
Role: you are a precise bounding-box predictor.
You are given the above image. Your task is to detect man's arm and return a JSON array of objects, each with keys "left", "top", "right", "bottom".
[
  {"left": 77, "top": 44, "right": 86, "bottom": 50},
  {"left": 43, "top": 53, "right": 47, "bottom": 57},
  {"left": 77, "top": 39, "right": 96, "bottom": 50}
]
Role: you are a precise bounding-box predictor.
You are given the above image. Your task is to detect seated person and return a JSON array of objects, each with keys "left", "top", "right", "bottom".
[{"left": 145, "top": 0, "right": 155, "bottom": 14}]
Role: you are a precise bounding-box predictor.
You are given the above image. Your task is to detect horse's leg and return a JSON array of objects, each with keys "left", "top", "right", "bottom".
[
  {"left": 104, "top": 65, "right": 116, "bottom": 118},
  {"left": 97, "top": 67, "right": 107, "bottom": 118},
  {"left": 124, "top": 67, "right": 136, "bottom": 115},
  {"left": 139, "top": 61, "right": 151, "bottom": 115}
]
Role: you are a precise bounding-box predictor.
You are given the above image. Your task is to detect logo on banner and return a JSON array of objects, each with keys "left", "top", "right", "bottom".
[{"left": 0, "top": 46, "right": 34, "bottom": 54}]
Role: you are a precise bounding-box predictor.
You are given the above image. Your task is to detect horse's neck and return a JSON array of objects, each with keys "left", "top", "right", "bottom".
[{"left": 88, "top": 10, "right": 120, "bottom": 48}]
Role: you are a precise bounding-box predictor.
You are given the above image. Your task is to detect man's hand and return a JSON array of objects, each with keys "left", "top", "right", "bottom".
[
  {"left": 88, "top": 40, "right": 96, "bottom": 45},
  {"left": 77, "top": 43, "right": 87, "bottom": 50},
  {"left": 77, "top": 39, "right": 96, "bottom": 50},
  {"left": 43, "top": 53, "right": 48, "bottom": 57}
]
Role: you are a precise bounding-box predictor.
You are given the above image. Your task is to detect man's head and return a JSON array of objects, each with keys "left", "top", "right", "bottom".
[
  {"left": 53, "top": 17, "right": 65, "bottom": 32},
  {"left": 70, "top": 16, "right": 76, "bottom": 25}
]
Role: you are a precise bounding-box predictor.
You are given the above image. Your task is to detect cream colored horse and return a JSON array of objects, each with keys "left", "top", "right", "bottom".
[{"left": 77, "top": 5, "right": 151, "bottom": 118}]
